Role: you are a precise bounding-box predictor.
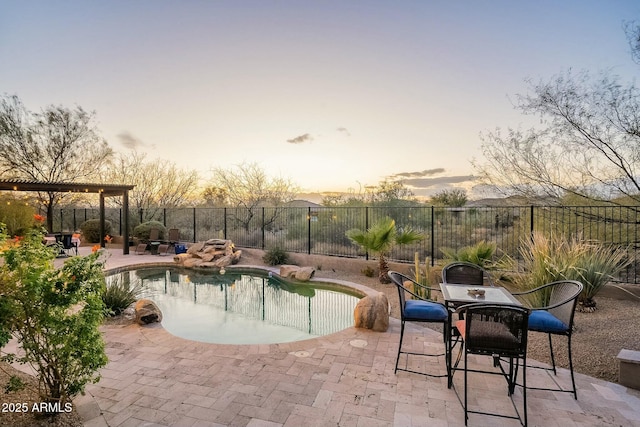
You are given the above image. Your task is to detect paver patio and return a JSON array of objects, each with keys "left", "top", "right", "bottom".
[{"left": 76, "top": 249, "right": 640, "bottom": 426}]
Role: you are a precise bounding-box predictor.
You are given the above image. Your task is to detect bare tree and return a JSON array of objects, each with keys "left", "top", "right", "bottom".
[
  {"left": 207, "top": 162, "right": 298, "bottom": 231},
  {"left": 0, "top": 95, "right": 113, "bottom": 231},
  {"left": 101, "top": 151, "right": 200, "bottom": 221},
  {"left": 473, "top": 69, "right": 640, "bottom": 204}
]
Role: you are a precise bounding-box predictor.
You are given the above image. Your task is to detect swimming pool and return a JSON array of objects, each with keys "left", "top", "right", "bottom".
[{"left": 105, "top": 266, "right": 362, "bottom": 344}]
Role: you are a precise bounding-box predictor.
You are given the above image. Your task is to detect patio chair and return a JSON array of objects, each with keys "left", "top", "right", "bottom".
[
  {"left": 55, "top": 233, "right": 77, "bottom": 257},
  {"left": 442, "top": 261, "right": 494, "bottom": 286},
  {"left": 511, "top": 280, "right": 583, "bottom": 399},
  {"left": 149, "top": 227, "right": 161, "bottom": 243},
  {"left": 168, "top": 228, "right": 180, "bottom": 245},
  {"left": 157, "top": 243, "right": 170, "bottom": 256},
  {"left": 453, "top": 303, "right": 530, "bottom": 426},
  {"left": 388, "top": 271, "right": 451, "bottom": 379},
  {"left": 135, "top": 243, "right": 148, "bottom": 255}
]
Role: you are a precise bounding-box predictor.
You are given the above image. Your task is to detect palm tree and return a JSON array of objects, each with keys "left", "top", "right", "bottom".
[{"left": 346, "top": 217, "right": 423, "bottom": 283}]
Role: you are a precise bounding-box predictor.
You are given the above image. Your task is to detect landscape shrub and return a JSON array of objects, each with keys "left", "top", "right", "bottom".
[
  {"left": 513, "top": 232, "right": 630, "bottom": 309},
  {"left": 133, "top": 221, "right": 167, "bottom": 241},
  {"left": 0, "top": 225, "right": 108, "bottom": 408},
  {"left": 103, "top": 276, "right": 144, "bottom": 316},
  {"left": 80, "top": 218, "right": 113, "bottom": 243},
  {"left": 263, "top": 247, "right": 289, "bottom": 265},
  {"left": 0, "top": 196, "right": 35, "bottom": 237}
]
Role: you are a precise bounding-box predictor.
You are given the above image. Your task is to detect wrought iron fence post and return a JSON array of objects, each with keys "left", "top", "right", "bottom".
[
  {"left": 365, "top": 206, "right": 369, "bottom": 260},
  {"left": 308, "top": 207, "right": 311, "bottom": 254},
  {"left": 431, "top": 205, "right": 435, "bottom": 266},
  {"left": 224, "top": 207, "right": 227, "bottom": 239},
  {"left": 262, "top": 207, "right": 265, "bottom": 250},
  {"left": 530, "top": 205, "right": 534, "bottom": 237},
  {"left": 193, "top": 208, "right": 197, "bottom": 242}
]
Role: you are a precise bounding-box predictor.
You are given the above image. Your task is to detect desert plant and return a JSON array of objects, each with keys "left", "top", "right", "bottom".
[
  {"left": 133, "top": 221, "right": 167, "bottom": 241},
  {"left": 513, "top": 232, "right": 630, "bottom": 309},
  {"left": 0, "top": 225, "right": 108, "bottom": 409},
  {"left": 346, "top": 216, "right": 422, "bottom": 283},
  {"left": 409, "top": 252, "right": 433, "bottom": 300},
  {"left": 80, "top": 218, "right": 113, "bottom": 243},
  {"left": 441, "top": 240, "right": 497, "bottom": 268},
  {"left": 262, "top": 246, "right": 289, "bottom": 265},
  {"left": 361, "top": 266, "right": 375, "bottom": 277},
  {"left": 0, "top": 196, "right": 36, "bottom": 236},
  {"left": 103, "top": 277, "right": 144, "bottom": 316}
]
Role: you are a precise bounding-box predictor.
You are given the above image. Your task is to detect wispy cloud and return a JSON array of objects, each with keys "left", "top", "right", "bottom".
[
  {"left": 390, "top": 168, "right": 445, "bottom": 179},
  {"left": 336, "top": 127, "right": 351, "bottom": 136},
  {"left": 117, "top": 131, "right": 146, "bottom": 149},
  {"left": 286, "top": 133, "right": 313, "bottom": 144}
]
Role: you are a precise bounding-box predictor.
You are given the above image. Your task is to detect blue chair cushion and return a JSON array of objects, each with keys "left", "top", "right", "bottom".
[
  {"left": 528, "top": 310, "right": 568, "bottom": 333},
  {"left": 404, "top": 300, "right": 448, "bottom": 321}
]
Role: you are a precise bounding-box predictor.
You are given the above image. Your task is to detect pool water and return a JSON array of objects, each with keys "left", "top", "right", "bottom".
[{"left": 106, "top": 267, "right": 361, "bottom": 344}]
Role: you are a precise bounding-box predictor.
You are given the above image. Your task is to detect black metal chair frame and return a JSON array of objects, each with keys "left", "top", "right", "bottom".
[
  {"left": 388, "top": 271, "right": 451, "bottom": 379},
  {"left": 442, "top": 261, "right": 494, "bottom": 287},
  {"left": 511, "top": 280, "right": 583, "bottom": 399},
  {"left": 451, "top": 303, "right": 531, "bottom": 427},
  {"left": 55, "top": 233, "right": 77, "bottom": 257}
]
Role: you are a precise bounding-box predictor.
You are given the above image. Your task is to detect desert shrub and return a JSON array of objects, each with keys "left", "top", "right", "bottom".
[
  {"left": 103, "top": 277, "right": 144, "bottom": 316},
  {"left": 263, "top": 247, "right": 289, "bottom": 265},
  {"left": 513, "top": 232, "right": 630, "bottom": 309},
  {"left": 133, "top": 221, "right": 167, "bottom": 241},
  {"left": 80, "top": 218, "right": 113, "bottom": 243},
  {"left": 0, "top": 226, "right": 108, "bottom": 408},
  {"left": 361, "top": 266, "right": 375, "bottom": 277},
  {"left": 0, "top": 197, "right": 36, "bottom": 236},
  {"left": 441, "top": 240, "right": 497, "bottom": 267}
]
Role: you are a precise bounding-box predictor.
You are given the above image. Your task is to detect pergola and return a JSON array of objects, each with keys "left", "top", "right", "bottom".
[{"left": 0, "top": 179, "right": 135, "bottom": 255}]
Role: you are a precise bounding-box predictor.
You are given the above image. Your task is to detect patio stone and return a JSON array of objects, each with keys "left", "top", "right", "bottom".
[{"left": 68, "top": 247, "right": 640, "bottom": 427}]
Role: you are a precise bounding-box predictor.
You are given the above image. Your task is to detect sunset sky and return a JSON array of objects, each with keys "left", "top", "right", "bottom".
[{"left": 1, "top": 1, "right": 638, "bottom": 200}]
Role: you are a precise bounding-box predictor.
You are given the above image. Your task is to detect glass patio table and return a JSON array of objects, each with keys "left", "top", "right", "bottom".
[{"left": 439, "top": 282, "right": 522, "bottom": 387}]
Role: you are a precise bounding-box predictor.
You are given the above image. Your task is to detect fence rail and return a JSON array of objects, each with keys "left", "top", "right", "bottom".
[{"left": 53, "top": 205, "right": 640, "bottom": 284}]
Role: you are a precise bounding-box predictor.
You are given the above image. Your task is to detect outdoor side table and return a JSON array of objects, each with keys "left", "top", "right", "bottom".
[{"left": 149, "top": 242, "right": 161, "bottom": 255}]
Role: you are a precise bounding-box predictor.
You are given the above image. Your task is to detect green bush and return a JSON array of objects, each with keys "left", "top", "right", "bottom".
[
  {"left": 103, "top": 277, "right": 144, "bottom": 316},
  {"left": 263, "top": 247, "right": 289, "bottom": 265},
  {"left": 0, "top": 196, "right": 36, "bottom": 236},
  {"left": 0, "top": 225, "right": 108, "bottom": 407},
  {"left": 133, "top": 221, "right": 167, "bottom": 241},
  {"left": 441, "top": 240, "right": 497, "bottom": 267},
  {"left": 80, "top": 219, "right": 113, "bottom": 243}
]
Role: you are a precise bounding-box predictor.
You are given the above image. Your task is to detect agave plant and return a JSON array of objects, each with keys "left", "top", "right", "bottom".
[{"left": 346, "top": 217, "right": 422, "bottom": 283}]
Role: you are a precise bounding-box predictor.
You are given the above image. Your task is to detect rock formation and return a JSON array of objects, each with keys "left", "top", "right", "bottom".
[
  {"left": 354, "top": 292, "right": 390, "bottom": 332},
  {"left": 135, "top": 299, "right": 163, "bottom": 325},
  {"left": 173, "top": 239, "right": 241, "bottom": 269},
  {"left": 279, "top": 265, "right": 316, "bottom": 281}
]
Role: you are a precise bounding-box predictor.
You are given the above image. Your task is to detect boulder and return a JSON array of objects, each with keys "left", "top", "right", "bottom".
[
  {"left": 174, "top": 239, "right": 241, "bottom": 268},
  {"left": 280, "top": 265, "right": 299, "bottom": 278},
  {"left": 187, "top": 241, "right": 205, "bottom": 254},
  {"left": 135, "top": 299, "right": 163, "bottom": 325},
  {"left": 173, "top": 253, "right": 190, "bottom": 263},
  {"left": 354, "top": 292, "right": 389, "bottom": 332},
  {"left": 295, "top": 266, "right": 315, "bottom": 281}
]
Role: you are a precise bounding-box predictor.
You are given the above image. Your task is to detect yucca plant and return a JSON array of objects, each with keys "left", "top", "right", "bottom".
[
  {"left": 513, "top": 232, "right": 629, "bottom": 310},
  {"left": 103, "top": 277, "right": 144, "bottom": 316},
  {"left": 346, "top": 217, "right": 422, "bottom": 283}
]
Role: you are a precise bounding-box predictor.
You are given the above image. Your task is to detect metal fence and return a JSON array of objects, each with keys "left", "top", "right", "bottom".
[{"left": 54, "top": 205, "right": 640, "bottom": 283}]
